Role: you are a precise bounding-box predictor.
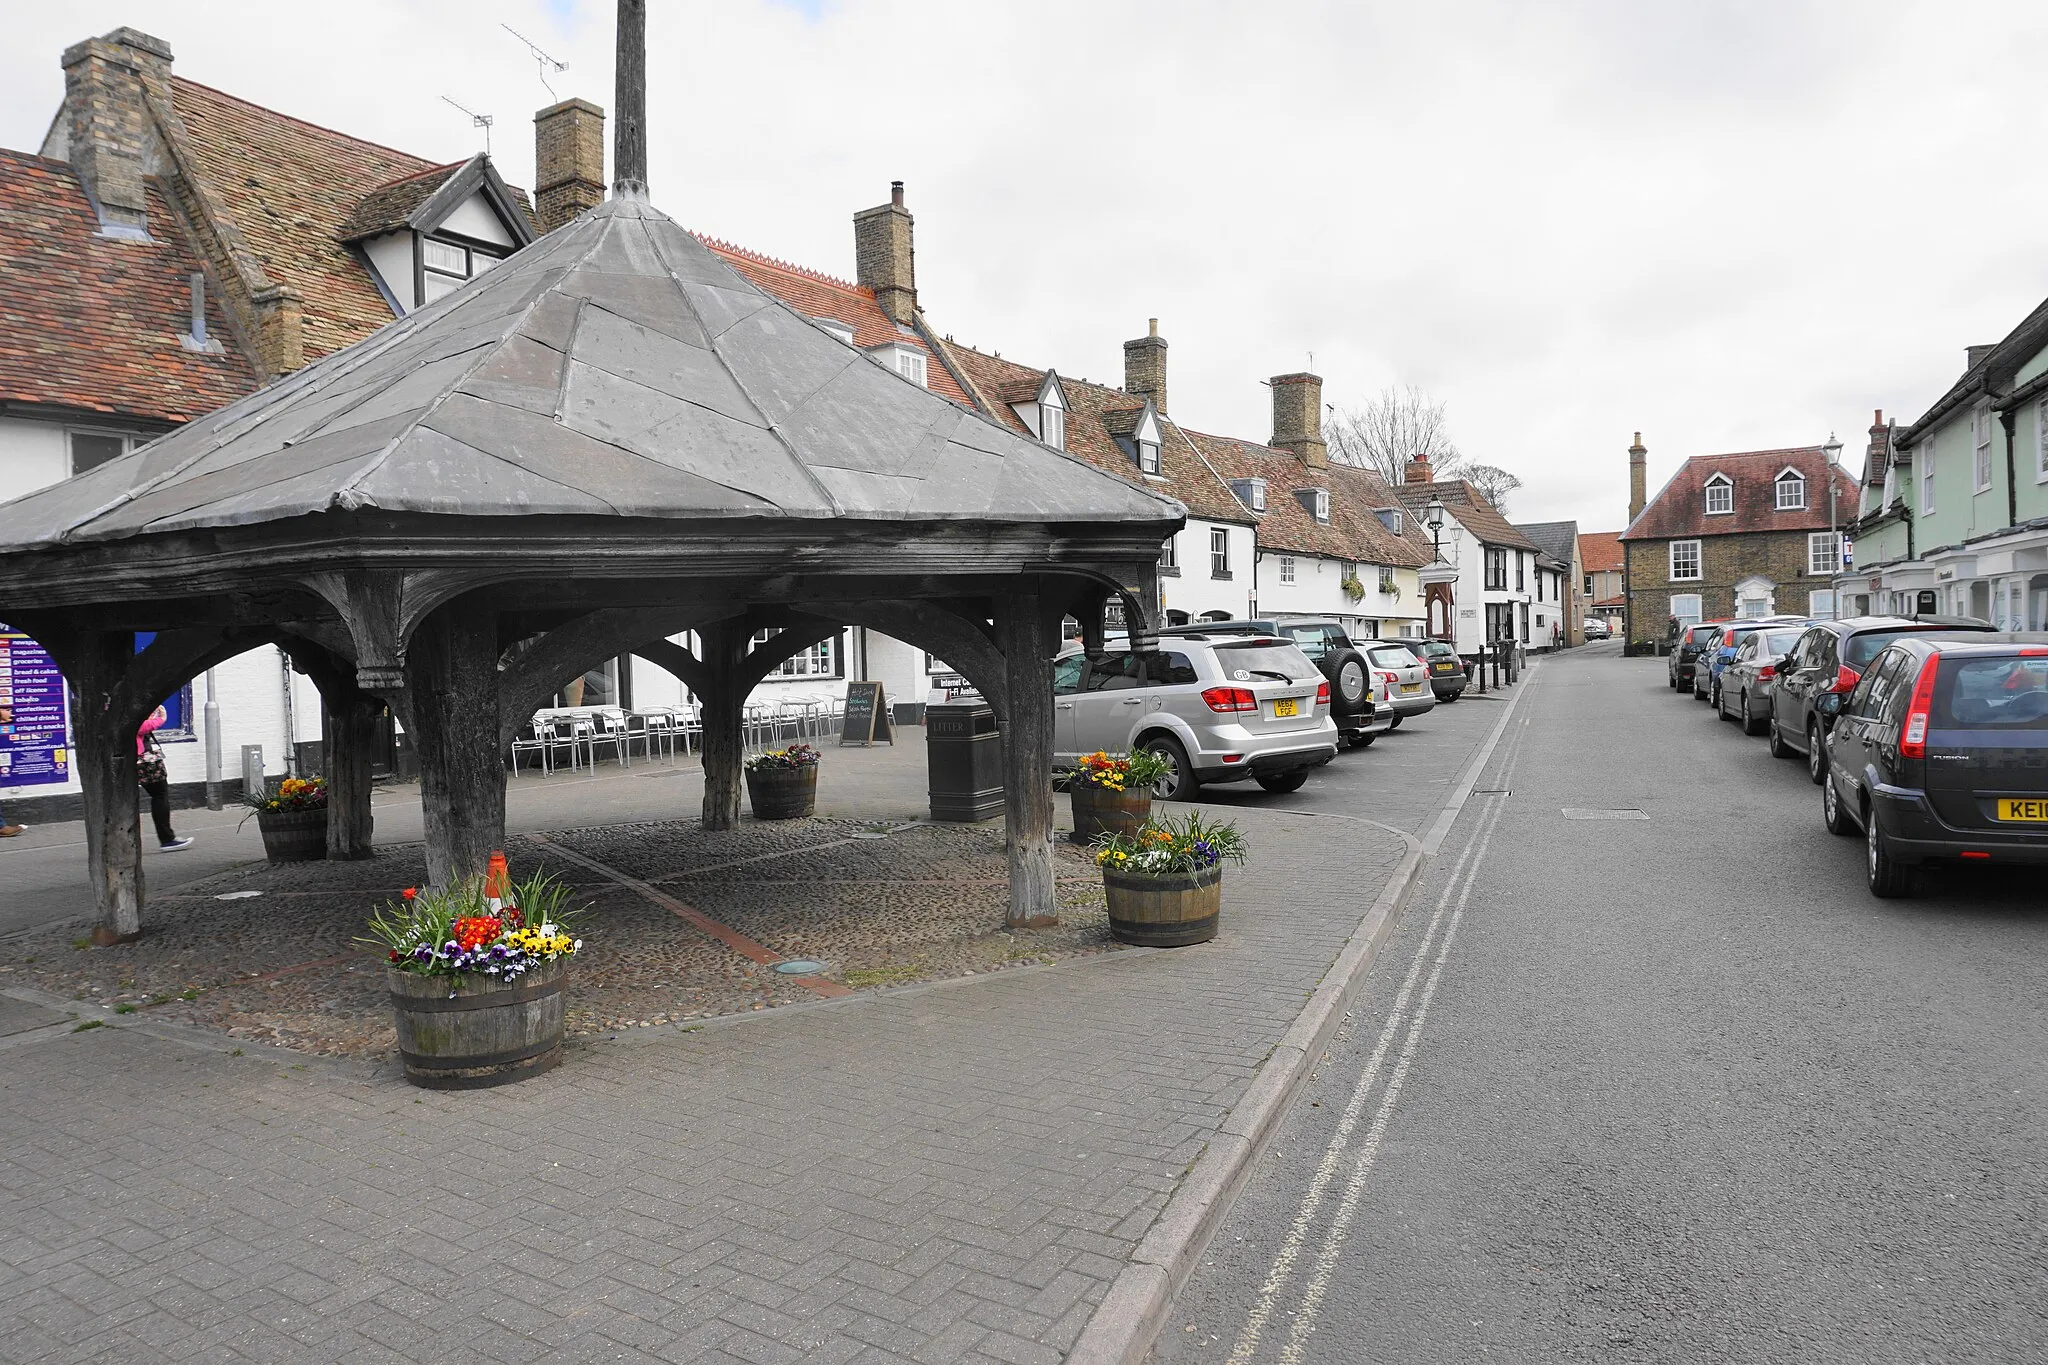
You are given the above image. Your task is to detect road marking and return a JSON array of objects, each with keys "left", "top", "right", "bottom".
[{"left": 1420, "top": 662, "right": 1540, "bottom": 857}]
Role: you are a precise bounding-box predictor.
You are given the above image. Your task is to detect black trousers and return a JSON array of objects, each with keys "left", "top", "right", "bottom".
[{"left": 142, "top": 780, "right": 176, "bottom": 845}]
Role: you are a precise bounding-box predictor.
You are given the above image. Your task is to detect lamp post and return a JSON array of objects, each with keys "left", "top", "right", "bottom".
[
  {"left": 1424, "top": 494, "right": 1446, "bottom": 643},
  {"left": 1823, "top": 432, "right": 1844, "bottom": 620}
]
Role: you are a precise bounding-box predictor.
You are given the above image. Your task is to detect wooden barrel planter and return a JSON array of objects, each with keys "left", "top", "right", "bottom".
[
  {"left": 256, "top": 807, "right": 327, "bottom": 863},
  {"left": 1070, "top": 785, "right": 1152, "bottom": 843},
  {"left": 1102, "top": 864, "right": 1222, "bottom": 947},
  {"left": 387, "top": 959, "right": 567, "bottom": 1089},
  {"left": 746, "top": 765, "right": 818, "bottom": 819}
]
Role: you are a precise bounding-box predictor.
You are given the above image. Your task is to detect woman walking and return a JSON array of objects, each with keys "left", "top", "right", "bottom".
[{"left": 138, "top": 706, "right": 193, "bottom": 851}]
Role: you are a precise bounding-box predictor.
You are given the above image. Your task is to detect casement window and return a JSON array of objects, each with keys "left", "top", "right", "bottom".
[
  {"left": 1775, "top": 471, "right": 1806, "bottom": 510},
  {"left": 1668, "top": 593, "right": 1704, "bottom": 626},
  {"left": 1137, "top": 438, "right": 1159, "bottom": 474},
  {"left": 1515, "top": 552, "right": 1526, "bottom": 592},
  {"left": 67, "top": 430, "right": 133, "bottom": 475},
  {"left": 1703, "top": 474, "right": 1733, "bottom": 515},
  {"left": 1669, "top": 539, "right": 1702, "bottom": 581},
  {"left": 1583, "top": 574, "right": 1594, "bottom": 595},
  {"left": 1809, "top": 590, "right": 1836, "bottom": 618},
  {"left": 1159, "top": 535, "right": 1178, "bottom": 574},
  {"left": 2038, "top": 400, "right": 2048, "bottom": 482},
  {"left": 1484, "top": 547, "right": 1507, "bottom": 591},
  {"left": 1038, "top": 400, "right": 1065, "bottom": 452},
  {"left": 752, "top": 628, "right": 839, "bottom": 678},
  {"left": 1278, "top": 555, "right": 1296, "bottom": 584},
  {"left": 1312, "top": 488, "right": 1330, "bottom": 523},
  {"left": 1808, "top": 531, "right": 1842, "bottom": 575},
  {"left": 1975, "top": 409, "right": 1994, "bottom": 491},
  {"left": 420, "top": 236, "right": 500, "bottom": 304},
  {"left": 1921, "top": 438, "right": 1937, "bottom": 512},
  {"left": 1210, "top": 527, "right": 1231, "bottom": 579},
  {"left": 897, "top": 350, "right": 928, "bottom": 388}
]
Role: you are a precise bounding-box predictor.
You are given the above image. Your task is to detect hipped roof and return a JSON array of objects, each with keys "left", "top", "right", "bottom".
[{"left": 0, "top": 193, "right": 1182, "bottom": 553}]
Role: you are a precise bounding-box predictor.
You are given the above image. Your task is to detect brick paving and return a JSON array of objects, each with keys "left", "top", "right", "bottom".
[{"left": 0, "top": 802, "right": 1406, "bottom": 1364}]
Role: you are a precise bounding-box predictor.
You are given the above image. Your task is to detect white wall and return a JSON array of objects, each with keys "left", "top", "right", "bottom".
[
  {"left": 1160, "top": 519, "right": 1256, "bottom": 622},
  {"left": 0, "top": 415, "right": 69, "bottom": 488}
]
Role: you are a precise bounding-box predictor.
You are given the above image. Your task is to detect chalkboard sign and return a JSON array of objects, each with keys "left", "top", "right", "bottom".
[{"left": 839, "top": 681, "right": 894, "bottom": 746}]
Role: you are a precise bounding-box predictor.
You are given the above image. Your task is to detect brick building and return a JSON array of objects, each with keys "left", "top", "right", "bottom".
[{"left": 1617, "top": 433, "right": 1858, "bottom": 651}]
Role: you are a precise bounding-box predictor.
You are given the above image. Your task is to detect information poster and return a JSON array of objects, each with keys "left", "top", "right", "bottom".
[{"left": 0, "top": 624, "right": 70, "bottom": 787}]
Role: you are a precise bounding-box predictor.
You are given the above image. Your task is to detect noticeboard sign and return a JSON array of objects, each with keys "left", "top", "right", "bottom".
[
  {"left": 839, "top": 681, "right": 894, "bottom": 746},
  {"left": 0, "top": 624, "right": 71, "bottom": 787}
]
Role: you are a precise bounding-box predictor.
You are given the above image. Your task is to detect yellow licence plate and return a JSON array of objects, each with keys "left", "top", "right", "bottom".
[
  {"left": 1272, "top": 698, "right": 1299, "bottom": 718},
  {"left": 1400, "top": 683, "right": 1422, "bottom": 694},
  {"left": 1996, "top": 798, "right": 2048, "bottom": 823}
]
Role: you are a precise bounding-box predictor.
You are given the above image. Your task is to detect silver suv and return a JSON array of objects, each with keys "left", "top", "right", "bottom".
[
  {"left": 1053, "top": 635, "right": 1339, "bottom": 798},
  {"left": 1358, "top": 641, "right": 1436, "bottom": 726}
]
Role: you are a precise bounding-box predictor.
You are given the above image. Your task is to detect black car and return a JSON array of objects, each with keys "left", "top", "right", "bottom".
[
  {"left": 1667, "top": 621, "right": 1728, "bottom": 692},
  {"left": 1820, "top": 634, "right": 2048, "bottom": 896},
  {"left": 1413, "top": 639, "right": 1467, "bottom": 700},
  {"left": 1768, "top": 616, "right": 1997, "bottom": 783}
]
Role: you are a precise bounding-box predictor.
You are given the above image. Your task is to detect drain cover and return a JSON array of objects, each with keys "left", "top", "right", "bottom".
[
  {"left": 774, "top": 960, "right": 826, "bottom": 975},
  {"left": 1560, "top": 807, "right": 1649, "bottom": 821}
]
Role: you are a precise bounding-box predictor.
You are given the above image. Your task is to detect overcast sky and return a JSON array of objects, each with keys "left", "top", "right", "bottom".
[{"left": 8, "top": 1, "right": 2046, "bottom": 531}]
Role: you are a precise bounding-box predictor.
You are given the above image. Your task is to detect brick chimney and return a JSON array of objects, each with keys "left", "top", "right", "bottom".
[
  {"left": 533, "top": 98, "right": 606, "bottom": 232},
  {"left": 1966, "top": 344, "right": 1996, "bottom": 370},
  {"left": 1404, "top": 454, "right": 1434, "bottom": 484},
  {"left": 854, "top": 181, "right": 916, "bottom": 324},
  {"left": 1270, "top": 372, "right": 1326, "bottom": 469},
  {"left": 53, "top": 28, "right": 174, "bottom": 237},
  {"left": 1124, "top": 319, "right": 1169, "bottom": 414},
  {"left": 1628, "top": 432, "right": 1648, "bottom": 523}
]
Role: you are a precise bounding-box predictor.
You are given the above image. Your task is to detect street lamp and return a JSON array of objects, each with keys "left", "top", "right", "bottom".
[
  {"left": 1823, "top": 432, "right": 1844, "bottom": 620},
  {"left": 1424, "top": 493, "right": 1445, "bottom": 560},
  {"left": 1423, "top": 494, "right": 1447, "bottom": 642}
]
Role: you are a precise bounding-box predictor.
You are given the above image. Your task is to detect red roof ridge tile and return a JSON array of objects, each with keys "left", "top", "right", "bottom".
[
  {"left": 361, "top": 159, "right": 467, "bottom": 192},
  {"left": 168, "top": 76, "right": 436, "bottom": 169},
  {"left": 696, "top": 233, "right": 866, "bottom": 296}
]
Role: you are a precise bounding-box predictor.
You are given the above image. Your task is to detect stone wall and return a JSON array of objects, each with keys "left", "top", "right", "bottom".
[{"left": 1624, "top": 530, "right": 1830, "bottom": 646}]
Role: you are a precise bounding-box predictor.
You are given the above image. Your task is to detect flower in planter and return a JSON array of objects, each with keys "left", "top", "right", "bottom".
[
  {"left": 1091, "top": 810, "right": 1247, "bottom": 877},
  {"left": 745, "top": 743, "right": 822, "bottom": 772},
  {"left": 1069, "top": 750, "right": 1171, "bottom": 794},
  {"left": 362, "top": 869, "right": 587, "bottom": 979},
  {"left": 240, "top": 775, "right": 328, "bottom": 813}
]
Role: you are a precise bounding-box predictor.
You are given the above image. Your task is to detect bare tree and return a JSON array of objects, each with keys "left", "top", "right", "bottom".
[
  {"left": 1458, "top": 462, "right": 1523, "bottom": 515},
  {"left": 1324, "top": 384, "right": 1459, "bottom": 487}
]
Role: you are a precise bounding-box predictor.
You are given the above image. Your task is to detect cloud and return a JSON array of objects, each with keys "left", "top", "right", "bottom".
[{"left": 6, "top": 0, "right": 2047, "bottom": 532}]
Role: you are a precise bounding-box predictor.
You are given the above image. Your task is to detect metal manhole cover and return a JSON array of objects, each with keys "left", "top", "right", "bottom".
[
  {"left": 1560, "top": 808, "right": 1649, "bottom": 821},
  {"left": 774, "top": 960, "right": 827, "bottom": 975}
]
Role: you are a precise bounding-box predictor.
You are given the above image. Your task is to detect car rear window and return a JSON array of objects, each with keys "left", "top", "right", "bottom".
[
  {"left": 1937, "top": 655, "right": 2048, "bottom": 729},
  {"left": 1845, "top": 627, "right": 1967, "bottom": 668},
  {"left": 1211, "top": 642, "right": 1318, "bottom": 682},
  {"left": 1367, "top": 646, "right": 1420, "bottom": 668},
  {"left": 1760, "top": 630, "right": 1803, "bottom": 654},
  {"left": 1687, "top": 626, "right": 1722, "bottom": 645}
]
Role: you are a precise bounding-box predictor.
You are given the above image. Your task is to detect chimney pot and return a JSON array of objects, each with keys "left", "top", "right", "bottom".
[
  {"left": 1628, "top": 431, "right": 1648, "bottom": 523},
  {"left": 854, "top": 183, "right": 917, "bottom": 324},
  {"left": 1124, "top": 321, "right": 1170, "bottom": 415},
  {"left": 890, "top": 180, "right": 904, "bottom": 208},
  {"left": 1404, "top": 454, "right": 1434, "bottom": 484},
  {"left": 1270, "top": 372, "right": 1327, "bottom": 469},
  {"left": 534, "top": 98, "right": 607, "bottom": 232}
]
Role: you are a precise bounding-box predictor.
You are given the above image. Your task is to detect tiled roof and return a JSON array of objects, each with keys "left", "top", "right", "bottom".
[
  {"left": 1578, "top": 530, "right": 1624, "bottom": 573},
  {"left": 1184, "top": 433, "right": 1431, "bottom": 568},
  {"left": 937, "top": 343, "right": 1252, "bottom": 525},
  {"left": 1515, "top": 519, "right": 1579, "bottom": 569},
  {"left": 335, "top": 162, "right": 462, "bottom": 242},
  {"left": 0, "top": 149, "right": 256, "bottom": 423},
  {"left": 1619, "top": 446, "right": 1859, "bottom": 541},
  {"left": 1393, "top": 479, "right": 1540, "bottom": 553},
  {"left": 698, "top": 236, "right": 971, "bottom": 406}
]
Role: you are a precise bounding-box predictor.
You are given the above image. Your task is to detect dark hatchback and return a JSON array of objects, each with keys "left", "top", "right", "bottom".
[
  {"left": 1820, "top": 634, "right": 2048, "bottom": 896},
  {"left": 1667, "top": 621, "right": 1728, "bottom": 691},
  {"left": 1413, "top": 640, "right": 1468, "bottom": 700},
  {"left": 1768, "top": 616, "right": 1997, "bottom": 782}
]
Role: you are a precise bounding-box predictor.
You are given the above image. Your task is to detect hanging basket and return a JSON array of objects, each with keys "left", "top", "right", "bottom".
[
  {"left": 745, "top": 764, "right": 818, "bottom": 820},
  {"left": 387, "top": 959, "right": 567, "bottom": 1089},
  {"left": 1069, "top": 784, "right": 1152, "bottom": 843},
  {"left": 255, "top": 807, "right": 327, "bottom": 863},
  {"left": 1102, "top": 863, "right": 1223, "bottom": 947}
]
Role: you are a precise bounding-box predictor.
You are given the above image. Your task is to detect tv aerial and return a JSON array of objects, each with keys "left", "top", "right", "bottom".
[
  {"left": 440, "top": 96, "right": 494, "bottom": 155},
  {"left": 503, "top": 23, "right": 570, "bottom": 102}
]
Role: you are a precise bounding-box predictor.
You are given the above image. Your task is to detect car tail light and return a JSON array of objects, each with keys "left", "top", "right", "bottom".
[
  {"left": 1315, "top": 681, "right": 1330, "bottom": 706},
  {"left": 1758, "top": 663, "right": 1776, "bottom": 681},
  {"left": 1379, "top": 670, "right": 1399, "bottom": 687},
  {"left": 1201, "top": 686, "right": 1258, "bottom": 713},
  {"left": 1961, "top": 850, "right": 1991, "bottom": 860},
  {"left": 1828, "top": 665, "right": 1861, "bottom": 695},
  {"left": 1899, "top": 655, "right": 1940, "bottom": 759}
]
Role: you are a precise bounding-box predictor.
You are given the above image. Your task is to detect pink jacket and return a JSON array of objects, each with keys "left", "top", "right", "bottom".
[{"left": 137, "top": 706, "right": 167, "bottom": 756}]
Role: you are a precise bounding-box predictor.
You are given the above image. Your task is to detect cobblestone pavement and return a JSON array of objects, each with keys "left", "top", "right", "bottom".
[
  {"left": 0, "top": 789, "right": 1412, "bottom": 1365},
  {"left": 0, "top": 820, "right": 1113, "bottom": 1057}
]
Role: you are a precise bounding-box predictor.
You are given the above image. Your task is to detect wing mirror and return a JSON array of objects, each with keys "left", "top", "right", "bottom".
[{"left": 1815, "top": 692, "right": 1843, "bottom": 718}]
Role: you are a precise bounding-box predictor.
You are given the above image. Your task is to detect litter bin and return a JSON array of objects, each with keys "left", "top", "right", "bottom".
[{"left": 926, "top": 700, "right": 1003, "bottom": 822}]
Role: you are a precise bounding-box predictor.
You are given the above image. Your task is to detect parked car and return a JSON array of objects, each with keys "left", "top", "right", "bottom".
[
  {"left": 1165, "top": 618, "right": 1382, "bottom": 749},
  {"left": 1052, "top": 633, "right": 1338, "bottom": 799},
  {"left": 1413, "top": 640, "right": 1468, "bottom": 700},
  {"left": 1358, "top": 641, "right": 1437, "bottom": 727},
  {"left": 1715, "top": 625, "right": 1807, "bottom": 734},
  {"left": 1668, "top": 621, "right": 1728, "bottom": 692},
  {"left": 1692, "top": 618, "right": 1807, "bottom": 706},
  {"left": 1768, "top": 615, "right": 1999, "bottom": 783},
  {"left": 1819, "top": 635, "right": 2048, "bottom": 896},
  {"left": 1581, "top": 618, "right": 1612, "bottom": 641}
]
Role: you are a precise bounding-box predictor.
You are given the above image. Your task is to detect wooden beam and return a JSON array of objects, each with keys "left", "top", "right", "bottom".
[
  {"left": 696, "top": 621, "right": 746, "bottom": 832},
  {"left": 406, "top": 605, "right": 505, "bottom": 886},
  {"left": 995, "top": 588, "right": 1059, "bottom": 929},
  {"left": 43, "top": 632, "right": 147, "bottom": 944}
]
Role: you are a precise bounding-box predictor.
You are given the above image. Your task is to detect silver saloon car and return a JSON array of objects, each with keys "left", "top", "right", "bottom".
[
  {"left": 1360, "top": 641, "right": 1437, "bottom": 727},
  {"left": 1716, "top": 625, "right": 1806, "bottom": 735}
]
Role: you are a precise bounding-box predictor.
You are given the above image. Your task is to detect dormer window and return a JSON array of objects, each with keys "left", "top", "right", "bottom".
[
  {"left": 422, "top": 236, "right": 502, "bottom": 304},
  {"left": 1775, "top": 469, "right": 1806, "bottom": 510},
  {"left": 1373, "top": 508, "right": 1403, "bottom": 535},
  {"left": 814, "top": 318, "right": 856, "bottom": 346},
  {"left": 1313, "top": 488, "right": 1330, "bottom": 522},
  {"left": 866, "top": 343, "right": 928, "bottom": 388},
  {"left": 1105, "top": 396, "right": 1162, "bottom": 476},
  {"left": 1137, "top": 437, "right": 1159, "bottom": 474},
  {"left": 1704, "top": 473, "right": 1733, "bottom": 515}
]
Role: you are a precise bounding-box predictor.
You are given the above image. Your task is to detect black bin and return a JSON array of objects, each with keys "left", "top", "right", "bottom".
[{"left": 926, "top": 700, "right": 1003, "bottom": 822}]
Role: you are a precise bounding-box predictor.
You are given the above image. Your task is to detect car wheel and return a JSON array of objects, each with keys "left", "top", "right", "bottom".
[
  {"left": 1256, "top": 771, "right": 1307, "bottom": 794},
  {"left": 1717, "top": 684, "right": 1736, "bottom": 721},
  {"left": 1388, "top": 713, "right": 1403, "bottom": 730},
  {"left": 1867, "top": 812, "right": 1915, "bottom": 898},
  {"left": 1740, "top": 693, "right": 1766, "bottom": 736},
  {"left": 1822, "top": 772, "right": 1856, "bottom": 836},
  {"left": 1807, "top": 720, "right": 1829, "bottom": 785},
  {"left": 1142, "top": 735, "right": 1198, "bottom": 802},
  {"left": 1767, "top": 714, "right": 1794, "bottom": 759},
  {"left": 1352, "top": 734, "right": 1376, "bottom": 748}
]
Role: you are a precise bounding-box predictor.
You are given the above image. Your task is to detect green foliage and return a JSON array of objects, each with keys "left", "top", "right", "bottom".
[
  {"left": 1070, "top": 749, "right": 1171, "bottom": 792},
  {"left": 1091, "top": 809, "right": 1248, "bottom": 877}
]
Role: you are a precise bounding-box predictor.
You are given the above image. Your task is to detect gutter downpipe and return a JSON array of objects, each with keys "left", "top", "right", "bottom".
[{"left": 203, "top": 668, "right": 222, "bottom": 810}]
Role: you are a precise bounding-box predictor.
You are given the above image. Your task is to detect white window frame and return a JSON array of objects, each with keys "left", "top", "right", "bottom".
[
  {"left": 1247, "top": 479, "right": 1266, "bottom": 511},
  {"left": 897, "top": 350, "right": 928, "bottom": 388},
  {"left": 1703, "top": 474, "right": 1733, "bottom": 515},
  {"left": 1809, "top": 590, "right": 1835, "bottom": 618},
  {"left": 2037, "top": 399, "right": 2048, "bottom": 483},
  {"left": 1278, "top": 555, "right": 1295, "bottom": 584},
  {"left": 1975, "top": 408, "right": 1994, "bottom": 491},
  {"left": 1137, "top": 438, "right": 1159, "bottom": 475},
  {"left": 67, "top": 428, "right": 135, "bottom": 476},
  {"left": 1775, "top": 473, "right": 1806, "bottom": 510},
  {"left": 1159, "top": 535, "right": 1177, "bottom": 573},
  {"left": 751, "top": 628, "right": 841, "bottom": 679},
  {"left": 1210, "top": 527, "right": 1230, "bottom": 578},
  {"left": 1313, "top": 488, "right": 1330, "bottom": 523},
  {"left": 1921, "top": 438, "right": 1937, "bottom": 513},
  {"left": 1668, "top": 593, "right": 1704, "bottom": 627},
  {"left": 1807, "top": 532, "right": 1841, "bottom": 576},
  {"left": 1041, "top": 401, "right": 1065, "bottom": 451},
  {"left": 1669, "top": 539, "right": 1702, "bottom": 581}
]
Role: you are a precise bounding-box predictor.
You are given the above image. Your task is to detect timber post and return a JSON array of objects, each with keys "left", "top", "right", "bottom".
[
  {"left": 323, "top": 689, "right": 380, "bottom": 860},
  {"left": 406, "top": 604, "right": 505, "bottom": 887},
  {"left": 53, "top": 632, "right": 147, "bottom": 944},
  {"left": 996, "top": 587, "right": 1058, "bottom": 929},
  {"left": 697, "top": 620, "right": 747, "bottom": 832}
]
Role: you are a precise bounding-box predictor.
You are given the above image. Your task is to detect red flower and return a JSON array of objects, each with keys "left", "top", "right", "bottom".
[{"left": 402, "top": 887, "right": 416, "bottom": 900}]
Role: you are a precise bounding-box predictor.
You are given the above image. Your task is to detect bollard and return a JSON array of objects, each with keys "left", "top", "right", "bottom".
[{"left": 240, "top": 744, "right": 264, "bottom": 802}]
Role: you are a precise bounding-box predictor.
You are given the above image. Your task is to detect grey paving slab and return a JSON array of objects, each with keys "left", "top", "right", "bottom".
[{"left": 0, "top": 996, "right": 66, "bottom": 1036}]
